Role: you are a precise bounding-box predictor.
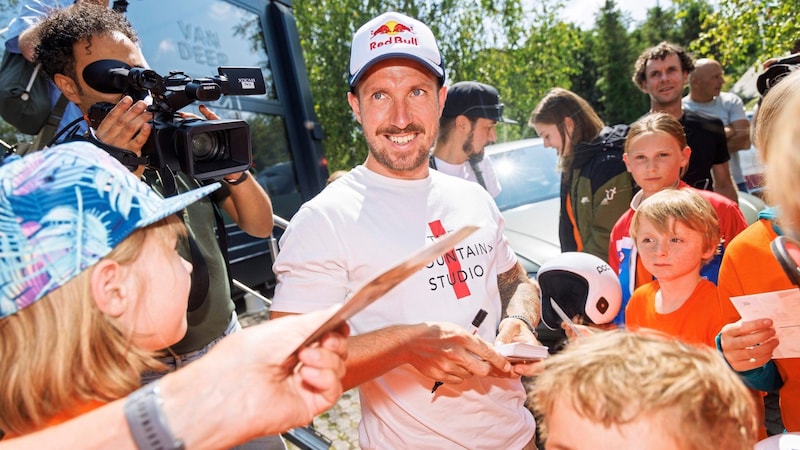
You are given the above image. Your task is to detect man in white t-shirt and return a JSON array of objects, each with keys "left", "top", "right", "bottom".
[
  {"left": 429, "top": 81, "right": 515, "bottom": 198},
  {"left": 269, "top": 11, "right": 541, "bottom": 450},
  {"left": 683, "top": 58, "right": 752, "bottom": 192}
]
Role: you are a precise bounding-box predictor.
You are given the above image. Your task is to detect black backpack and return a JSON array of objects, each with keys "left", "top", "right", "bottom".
[
  {"left": 571, "top": 124, "right": 629, "bottom": 169},
  {"left": 595, "top": 124, "right": 629, "bottom": 153}
]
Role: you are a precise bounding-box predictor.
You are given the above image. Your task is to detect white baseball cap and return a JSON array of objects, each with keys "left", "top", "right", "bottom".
[{"left": 348, "top": 11, "right": 445, "bottom": 88}]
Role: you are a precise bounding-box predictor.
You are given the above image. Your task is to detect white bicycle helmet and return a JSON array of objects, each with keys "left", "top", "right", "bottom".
[{"left": 537, "top": 252, "right": 622, "bottom": 329}]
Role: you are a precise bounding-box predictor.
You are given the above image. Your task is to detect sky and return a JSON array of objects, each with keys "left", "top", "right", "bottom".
[{"left": 561, "top": 0, "right": 667, "bottom": 29}]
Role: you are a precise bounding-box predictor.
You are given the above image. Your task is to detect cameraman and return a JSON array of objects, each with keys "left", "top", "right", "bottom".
[
  {"left": 34, "top": 3, "right": 279, "bottom": 447},
  {"left": 2, "top": 0, "right": 104, "bottom": 148}
]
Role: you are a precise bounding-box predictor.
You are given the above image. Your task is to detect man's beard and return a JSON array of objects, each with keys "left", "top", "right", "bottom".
[
  {"left": 462, "top": 127, "right": 485, "bottom": 162},
  {"left": 367, "top": 123, "right": 431, "bottom": 172}
]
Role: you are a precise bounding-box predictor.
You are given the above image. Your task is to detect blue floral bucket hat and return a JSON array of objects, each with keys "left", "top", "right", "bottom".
[{"left": 0, "top": 141, "right": 219, "bottom": 318}]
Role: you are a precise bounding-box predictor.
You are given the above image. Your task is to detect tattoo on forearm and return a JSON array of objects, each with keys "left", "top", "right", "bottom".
[{"left": 497, "top": 262, "right": 541, "bottom": 324}]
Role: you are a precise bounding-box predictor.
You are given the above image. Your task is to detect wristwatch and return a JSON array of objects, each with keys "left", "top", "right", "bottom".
[
  {"left": 223, "top": 170, "right": 249, "bottom": 185},
  {"left": 124, "top": 381, "right": 185, "bottom": 450},
  {"left": 504, "top": 315, "right": 538, "bottom": 337}
]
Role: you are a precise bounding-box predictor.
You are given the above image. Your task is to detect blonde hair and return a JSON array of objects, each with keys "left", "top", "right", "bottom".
[
  {"left": 0, "top": 216, "right": 185, "bottom": 435},
  {"left": 626, "top": 112, "right": 689, "bottom": 177},
  {"left": 532, "top": 330, "right": 758, "bottom": 450},
  {"left": 630, "top": 189, "right": 720, "bottom": 263},
  {"left": 754, "top": 69, "right": 800, "bottom": 231}
]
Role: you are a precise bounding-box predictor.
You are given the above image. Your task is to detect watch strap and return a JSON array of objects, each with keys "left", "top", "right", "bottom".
[{"left": 124, "top": 381, "right": 185, "bottom": 450}]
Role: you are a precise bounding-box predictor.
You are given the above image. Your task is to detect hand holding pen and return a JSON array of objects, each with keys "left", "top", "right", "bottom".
[{"left": 431, "top": 309, "right": 488, "bottom": 393}]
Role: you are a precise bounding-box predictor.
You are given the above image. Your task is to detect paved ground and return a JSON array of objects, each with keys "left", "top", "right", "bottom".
[{"left": 304, "top": 389, "right": 361, "bottom": 450}]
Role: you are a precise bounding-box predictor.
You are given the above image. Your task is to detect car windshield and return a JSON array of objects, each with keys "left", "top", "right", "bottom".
[{"left": 489, "top": 140, "right": 561, "bottom": 211}]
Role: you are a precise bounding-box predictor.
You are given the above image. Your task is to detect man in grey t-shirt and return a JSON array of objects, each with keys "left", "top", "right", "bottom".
[{"left": 683, "top": 58, "right": 752, "bottom": 192}]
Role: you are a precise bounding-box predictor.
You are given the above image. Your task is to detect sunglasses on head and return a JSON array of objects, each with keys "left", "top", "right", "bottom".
[{"left": 771, "top": 236, "right": 800, "bottom": 287}]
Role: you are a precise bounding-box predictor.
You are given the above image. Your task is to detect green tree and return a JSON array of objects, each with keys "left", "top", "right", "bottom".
[
  {"left": 591, "top": 0, "right": 645, "bottom": 124},
  {"left": 672, "top": 0, "right": 713, "bottom": 45},
  {"left": 631, "top": 3, "right": 674, "bottom": 48},
  {"left": 294, "top": 0, "right": 580, "bottom": 171},
  {"left": 693, "top": 0, "right": 800, "bottom": 75},
  {"left": 460, "top": 0, "right": 582, "bottom": 140},
  {"left": 570, "top": 29, "right": 601, "bottom": 111}
]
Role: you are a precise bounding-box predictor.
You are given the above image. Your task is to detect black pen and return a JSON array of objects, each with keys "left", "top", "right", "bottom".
[{"left": 431, "top": 309, "right": 489, "bottom": 394}]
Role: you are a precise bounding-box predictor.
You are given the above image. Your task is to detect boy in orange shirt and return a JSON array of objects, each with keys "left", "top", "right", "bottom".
[
  {"left": 609, "top": 112, "right": 746, "bottom": 325},
  {"left": 624, "top": 188, "right": 725, "bottom": 347}
]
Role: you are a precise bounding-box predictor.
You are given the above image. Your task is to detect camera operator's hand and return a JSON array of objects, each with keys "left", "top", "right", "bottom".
[
  {"left": 94, "top": 96, "right": 153, "bottom": 174},
  {"left": 179, "top": 104, "right": 220, "bottom": 121}
]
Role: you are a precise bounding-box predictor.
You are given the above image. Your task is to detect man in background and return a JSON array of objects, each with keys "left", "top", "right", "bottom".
[
  {"left": 430, "top": 81, "right": 515, "bottom": 198},
  {"left": 1, "top": 0, "right": 107, "bottom": 147},
  {"left": 684, "top": 58, "right": 751, "bottom": 192},
  {"left": 632, "top": 41, "right": 738, "bottom": 203}
]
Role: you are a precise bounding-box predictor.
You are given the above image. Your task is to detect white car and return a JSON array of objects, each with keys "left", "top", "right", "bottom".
[
  {"left": 487, "top": 137, "right": 766, "bottom": 278},
  {"left": 486, "top": 138, "right": 562, "bottom": 277}
]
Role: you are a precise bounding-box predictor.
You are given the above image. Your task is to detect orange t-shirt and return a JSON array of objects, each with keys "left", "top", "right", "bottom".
[
  {"left": 625, "top": 279, "right": 724, "bottom": 348},
  {"left": 2, "top": 400, "right": 105, "bottom": 440},
  {"left": 718, "top": 218, "right": 800, "bottom": 432}
]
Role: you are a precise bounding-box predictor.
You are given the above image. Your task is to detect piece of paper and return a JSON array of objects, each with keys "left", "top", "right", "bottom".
[
  {"left": 495, "top": 342, "right": 549, "bottom": 362},
  {"left": 730, "top": 288, "right": 800, "bottom": 359},
  {"left": 284, "top": 225, "right": 479, "bottom": 361}
]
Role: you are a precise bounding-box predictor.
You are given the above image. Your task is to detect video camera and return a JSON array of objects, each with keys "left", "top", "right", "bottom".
[
  {"left": 82, "top": 59, "right": 266, "bottom": 181},
  {"left": 757, "top": 53, "right": 800, "bottom": 97}
]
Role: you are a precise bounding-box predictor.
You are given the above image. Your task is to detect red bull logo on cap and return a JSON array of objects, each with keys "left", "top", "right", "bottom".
[{"left": 369, "top": 20, "right": 418, "bottom": 50}]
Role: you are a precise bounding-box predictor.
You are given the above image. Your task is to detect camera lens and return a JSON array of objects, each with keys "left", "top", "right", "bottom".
[{"left": 192, "top": 131, "right": 226, "bottom": 161}]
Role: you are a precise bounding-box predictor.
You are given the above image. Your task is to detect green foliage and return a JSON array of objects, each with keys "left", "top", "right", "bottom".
[
  {"left": 692, "top": 0, "right": 800, "bottom": 75},
  {"left": 4, "top": 0, "right": 788, "bottom": 175},
  {"left": 294, "top": 0, "right": 583, "bottom": 169},
  {"left": 590, "top": 0, "right": 647, "bottom": 124}
]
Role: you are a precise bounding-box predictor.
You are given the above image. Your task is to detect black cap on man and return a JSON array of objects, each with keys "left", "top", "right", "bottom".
[{"left": 442, "top": 81, "right": 517, "bottom": 124}]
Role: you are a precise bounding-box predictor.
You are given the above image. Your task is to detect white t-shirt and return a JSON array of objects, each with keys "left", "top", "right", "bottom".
[
  {"left": 271, "top": 166, "right": 534, "bottom": 449},
  {"left": 431, "top": 156, "right": 502, "bottom": 198},
  {"left": 683, "top": 92, "right": 749, "bottom": 184}
]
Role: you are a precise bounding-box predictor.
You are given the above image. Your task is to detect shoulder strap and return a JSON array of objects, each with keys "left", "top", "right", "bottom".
[
  {"left": 468, "top": 157, "right": 487, "bottom": 190},
  {"left": 186, "top": 235, "right": 210, "bottom": 312},
  {"left": 211, "top": 202, "right": 234, "bottom": 298},
  {"left": 28, "top": 95, "right": 69, "bottom": 152}
]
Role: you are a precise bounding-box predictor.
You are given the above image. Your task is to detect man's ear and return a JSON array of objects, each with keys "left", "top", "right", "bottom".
[
  {"left": 347, "top": 91, "right": 362, "bottom": 124},
  {"left": 456, "top": 114, "right": 471, "bottom": 132},
  {"left": 438, "top": 85, "right": 447, "bottom": 117},
  {"left": 53, "top": 73, "right": 82, "bottom": 106},
  {"left": 90, "top": 259, "right": 130, "bottom": 318}
]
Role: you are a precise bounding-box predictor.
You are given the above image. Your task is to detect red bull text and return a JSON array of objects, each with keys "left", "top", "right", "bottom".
[{"left": 369, "top": 21, "right": 418, "bottom": 50}]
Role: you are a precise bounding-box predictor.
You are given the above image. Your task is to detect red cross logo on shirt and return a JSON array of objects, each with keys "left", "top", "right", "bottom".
[{"left": 428, "top": 220, "right": 471, "bottom": 299}]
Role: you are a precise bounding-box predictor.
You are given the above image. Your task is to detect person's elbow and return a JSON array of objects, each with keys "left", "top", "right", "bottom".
[{"left": 239, "top": 216, "right": 274, "bottom": 238}]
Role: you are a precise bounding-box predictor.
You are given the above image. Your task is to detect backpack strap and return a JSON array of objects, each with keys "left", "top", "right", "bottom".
[
  {"left": 27, "top": 94, "right": 69, "bottom": 152},
  {"left": 468, "top": 157, "right": 487, "bottom": 190}
]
